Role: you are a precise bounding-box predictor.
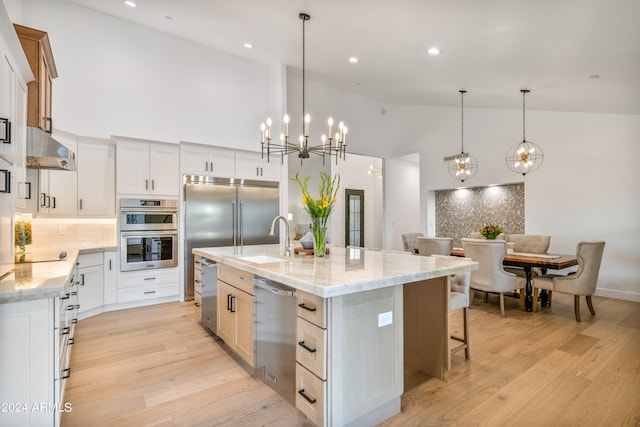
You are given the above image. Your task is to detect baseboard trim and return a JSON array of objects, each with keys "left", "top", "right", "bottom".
[{"left": 595, "top": 288, "right": 640, "bottom": 302}]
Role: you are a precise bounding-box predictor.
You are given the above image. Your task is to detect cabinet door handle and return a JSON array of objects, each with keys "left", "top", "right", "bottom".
[
  {"left": 209, "top": 162, "right": 213, "bottom": 171},
  {"left": 0, "top": 117, "right": 11, "bottom": 143},
  {"left": 79, "top": 199, "right": 83, "bottom": 210},
  {"left": 144, "top": 290, "right": 156, "bottom": 295},
  {"left": 230, "top": 295, "right": 236, "bottom": 313},
  {"left": 151, "top": 179, "right": 155, "bottom": 190},
  {"left": 298, "top": 341, "right": 317, "bottom": 353},
  {"left": 46, "top": 117, "right": 53, "bottom": 134},
  {"left": 260, "top": 167, "right": 263, "bottom": 176},
  {"left": 109, "top": 259, "right": 112, "bottom": 270},
  {"left": 61, "top": 368, "right": 71, "bottom": 379},
  {"left": 298, "top": 389, "right": 317, "bottom": 405},
  {"left": 18, "top": 182, "right": 31, "bottom": 199},
  {"left": 52, "top": 196, "right": 56, "bottom": 209},
  {"left": 144, "top": 277, "right": 156, "bottom": 281},
  {"left": 80, "top": 273, "right": 85, "bottom": 286},
  {"left": 61, "top": 293, "right": 70, "bottom": 300},
  {"left": 46, "top": 195, "right": 51, "bottom": 208},
  {"left": 40, "top": 193, "right": 47, "bottom": 207},
  {"left": 298, "top": 303, "right": 317, "bottom": 312},
  {"left": 205, "top": 161, "right": 208, "bottom": 172},
  {"left": 0, "top": 169, "right": 9, "bottom": 194},
  {"left": 145, "top": 179, "right": 149, "bottom": 190},
  {"left": 227, "top": 294, "right": 232, "bottom": 311},
  {"left": 68, "top": 338, "right": 75, "bottom": 345},
  {"left": 61, "top": 326, "right": 70, "bottom": 335}
]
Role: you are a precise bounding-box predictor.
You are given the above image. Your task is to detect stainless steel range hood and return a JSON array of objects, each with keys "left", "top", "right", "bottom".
[{"left": 26, "top": 127, "right": 76, "bottom": 171}]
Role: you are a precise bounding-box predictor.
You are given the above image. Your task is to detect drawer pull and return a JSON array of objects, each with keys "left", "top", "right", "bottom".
[
  {"left": 298, "top": 389, "right": 317, "bottom": 405},
  {"left": 61, "top": 326, "right": 70, "bottom": 335},
  {"left": 144, "top": 277, "right": 157, "bottom": 281},
  {"left": 298, "top": 341, "right": 317, "bottom": 353},
  {"left": 71, "top": 318, "right": 78, "bottom": 324},
  {"left": 68, "top": 338, "right": 75, "bottom": 345},
  {"left": 144, "top": 290, "right": 156, "bottom": 295},
  {"left": 61, "top": 293, "right": 70, "bottom": 300},
  {"left": 66, "top": 305, "right": 74, "bottom": 311},
  {"left": 298, "top": 303, "right": 317, "bottom": 312},
  {"left": 61, "top": 368, "right": 71, "bottom": 379}
]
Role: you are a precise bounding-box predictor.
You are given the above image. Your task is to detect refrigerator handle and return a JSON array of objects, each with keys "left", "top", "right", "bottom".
[
  {"left": 239, "top": 198, "right": 244, "bottom": 246},
  {"left": 232, "top": 198, "right": 237, "bottom": 247}
]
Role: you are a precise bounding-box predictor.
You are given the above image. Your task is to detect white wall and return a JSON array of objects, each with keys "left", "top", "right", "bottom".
[
  {"left": 16, "top": 0, "right": 274, "bottom": 150},
  {"left": 383, "top": 156, "right": 421, "bottom": 251},
  {"left": 391, "top": 104, "right": 640, "bottom": 301}
]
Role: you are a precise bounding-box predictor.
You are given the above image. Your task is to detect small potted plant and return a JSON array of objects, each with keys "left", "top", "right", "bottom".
[
  {"left": 480, "top": 225, "right": 503, "bottom": 240},
  {"left": 15, "top": 219, "right": 33, "bottom": 257}
]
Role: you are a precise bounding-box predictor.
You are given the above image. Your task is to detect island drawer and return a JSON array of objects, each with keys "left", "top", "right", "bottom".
[
  {"left": 297, "top": 290, "right": 327, "bottom": 328},
  {"left": 296, "top": 363, "right": 326, "bottom": 427},
  {"left": 296, "top": 317, "right": 327, "bottom": 380},
  {"left": 218, "top": 264, "right": 254, "bottom": 295}
]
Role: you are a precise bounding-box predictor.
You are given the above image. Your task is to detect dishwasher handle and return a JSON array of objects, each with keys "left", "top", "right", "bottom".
[
  {"left": 200, "top": 259, "right": 217, "bottom": 268},
  {"left": 254, "top": 278, "right": 296, "bottom": 297}
]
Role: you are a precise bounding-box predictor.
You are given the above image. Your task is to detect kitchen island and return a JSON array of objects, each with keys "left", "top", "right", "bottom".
[{"left": 193, "top": 245, "right": 477, "bottom": 427}]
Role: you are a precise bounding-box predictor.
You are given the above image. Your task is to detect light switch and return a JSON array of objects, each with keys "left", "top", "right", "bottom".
[{"left": 378, "top": 311, "right": 392, "bottom": 327}]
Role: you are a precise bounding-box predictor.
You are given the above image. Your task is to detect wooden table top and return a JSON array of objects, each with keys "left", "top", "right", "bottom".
[{"left": 449, "top": 249, "right": 578, "bottom": 270}]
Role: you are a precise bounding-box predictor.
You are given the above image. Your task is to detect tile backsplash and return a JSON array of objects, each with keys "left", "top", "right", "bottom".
[
  {"left": 14, "top": 215, "right": 117, "bottom": 256},
  {"left": 435, "top": 183, "right": 525, "bottom": 246}
]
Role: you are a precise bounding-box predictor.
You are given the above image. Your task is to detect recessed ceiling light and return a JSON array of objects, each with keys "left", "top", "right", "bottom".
[
  {"left": 165, "top": 16, "right": 173, "bottom": 21},
  {"left": 427, "top": 47, "right": 440, "bottom": 55},
  {"left": 243, "top": 43, "right": 253, "bottom": 49},
  {"left": 124, "top": 1, "right": 136, "bottom": 7},
  {"left": 589, "top": 74, "right": 600, "bottom": 79},
  {"left": 348, "top": 57, "right": 358, "bottom": 63}
]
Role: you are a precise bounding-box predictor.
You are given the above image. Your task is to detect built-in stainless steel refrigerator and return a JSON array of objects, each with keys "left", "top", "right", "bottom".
[{"left": 184, "top": 176, "right": 279, "bottom": 300}]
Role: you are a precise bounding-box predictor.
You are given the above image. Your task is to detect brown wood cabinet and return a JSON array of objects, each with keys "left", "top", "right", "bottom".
[{"left": 13, "top": 23, "right": 58, "bottom": 132}]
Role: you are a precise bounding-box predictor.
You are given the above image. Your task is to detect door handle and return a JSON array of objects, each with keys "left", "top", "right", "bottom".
[{"left": 0, "top": 117, "right": 11, "bottom": 143}]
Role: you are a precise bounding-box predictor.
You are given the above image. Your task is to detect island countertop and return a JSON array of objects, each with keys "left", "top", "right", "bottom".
[{"left": 193, "top": 245, "right": 478, "bottom": 298}]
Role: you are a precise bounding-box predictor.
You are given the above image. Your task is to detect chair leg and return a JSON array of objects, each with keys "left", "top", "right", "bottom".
[
  {"left": 574, "top": 295, "right": 581, "bottom": 322},
  {"left": 532, "top": 288, "right": 539, "bottom": 312},
  {"left": 499, "top": 293, "right": 506, "bottom": 318},
  {"left": 548, "top": 291, "right": 553, "bottom": 306},
  {"left": 463, "top": 307, "right": 470, "bottom": 359},
  {"left": 586, "top": 295, "right": 596, "bottom": 316}
]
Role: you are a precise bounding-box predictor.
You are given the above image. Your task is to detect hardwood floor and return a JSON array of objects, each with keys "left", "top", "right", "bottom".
[{"left": 62, "top": 291, "right": 640, "bottom": 426}]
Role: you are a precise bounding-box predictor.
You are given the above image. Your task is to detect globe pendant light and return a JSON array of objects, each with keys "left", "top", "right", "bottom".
[
  {"left": 506, "top": 89, "right": 544, "bottom": 175},
  {"left": 448, "top": 90, "right": 477, "bottom": 182}
]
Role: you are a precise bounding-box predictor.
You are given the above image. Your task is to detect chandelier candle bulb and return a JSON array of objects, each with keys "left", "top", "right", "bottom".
[
  {"left": 328, "top": 117, "right": 333, "bottom": 137},
  {"left": 304, "top": 114, "right": 310, "bottom": 137},
  {"left": 260, "top": 123, "right": 265, "bottom": 143}
]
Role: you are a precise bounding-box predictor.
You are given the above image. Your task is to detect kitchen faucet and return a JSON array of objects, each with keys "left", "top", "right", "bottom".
[{"left": 269, "top": 215, "right": 293, "bottom": 256}]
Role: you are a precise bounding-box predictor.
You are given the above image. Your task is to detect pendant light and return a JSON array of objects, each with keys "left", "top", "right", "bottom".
[
  {"left": 259, "top": 13, "right": 348, "bottom": 165},
  {"left": 505, "top": 89, "right": 543, "bottom": 175},
  {"left": 448, "top": 90, "right": 478, "bottom": 182}
]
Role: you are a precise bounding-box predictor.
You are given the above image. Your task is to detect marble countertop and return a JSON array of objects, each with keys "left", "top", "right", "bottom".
[
  {"left": 0, "top": 241, "right": 117, "bottom": 304},
  {"left": 193, "top": 245, "right": 478, "bottom": 298}
]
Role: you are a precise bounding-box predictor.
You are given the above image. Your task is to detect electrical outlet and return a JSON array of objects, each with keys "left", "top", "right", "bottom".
[{"left": 378, "top": 311, "right": 392, "bottom": 327}]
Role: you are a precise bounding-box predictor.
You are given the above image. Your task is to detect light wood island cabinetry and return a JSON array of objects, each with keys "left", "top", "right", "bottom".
[{"left": 194, "top": 245, "right": 476, "bottom": 426}]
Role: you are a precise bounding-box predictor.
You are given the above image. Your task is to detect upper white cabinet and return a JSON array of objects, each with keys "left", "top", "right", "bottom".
[
  {"left": 180, "top": 142, "right": 235, "bottom": 177},
  {"left": 116, "top": 138, "right": 179, "bottom": 196},
  {"left": 77, "top": 137, "right": 115, "bottom": 216},
  {"left": 235, "top": 150, "right": 282, "bottom": 182}
]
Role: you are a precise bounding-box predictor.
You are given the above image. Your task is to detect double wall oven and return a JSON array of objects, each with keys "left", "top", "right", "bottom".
[{"left": 119, "top": 199, "right": 178, "bottom": 272}]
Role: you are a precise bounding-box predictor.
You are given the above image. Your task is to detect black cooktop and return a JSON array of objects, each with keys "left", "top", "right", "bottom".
[{"left": 15, "top": 250, "right": 68, "bottom": 264}]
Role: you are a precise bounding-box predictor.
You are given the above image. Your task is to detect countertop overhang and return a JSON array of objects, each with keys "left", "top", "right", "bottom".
[{"left": 193, "top": 245, "right": 478, "bottom": 298}]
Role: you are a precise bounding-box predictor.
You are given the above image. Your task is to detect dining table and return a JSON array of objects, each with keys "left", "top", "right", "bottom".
[{"left": 449, "top": 248, "right": 579, "bottom": 312}]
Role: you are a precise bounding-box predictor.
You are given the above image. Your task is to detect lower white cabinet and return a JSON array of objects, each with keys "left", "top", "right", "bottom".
[
  {"left": 103, "top": 250, "right": 117, "bottom": 305},
  {"left": 0, "top": 272, "right": 77, "bottom": 427},
  {"left": 117, "top": 267, "right": 179, "bottom": 304},
  {"left": 76, "top": 252, "right": 104, "bottom": 314}
]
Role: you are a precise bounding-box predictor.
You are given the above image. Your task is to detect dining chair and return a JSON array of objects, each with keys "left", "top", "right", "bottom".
[
  {"left": 401, "top": 232, "right": 423, "bottom": 253},
  {"left": 416, "top": 237, "right": 453, "bottom": 256},
  {"left": 506, "top": 234, "right": 551, "bottom": 254},
  {"left": 533, "top": 241, "right": 605, "bottom": 322},
  {"left": 461, "top": 238, "right": 526, "bottom": 317},
  {"left": 469, "top": 232, "right": 506, "bottom": 240},
  {"left": 432, "top": 254, "right": 471, "bottom": 359}
]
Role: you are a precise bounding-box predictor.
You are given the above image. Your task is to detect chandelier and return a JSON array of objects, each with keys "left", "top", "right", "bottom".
[
  {"left": 448, "top": 90, "right": 478, "bottom": 182},
  {"left": 505, "top": 89, "right": 543, "bottom": 175},
  {"left": 260, "top": 13, "right": 348, "bottom": 165}
]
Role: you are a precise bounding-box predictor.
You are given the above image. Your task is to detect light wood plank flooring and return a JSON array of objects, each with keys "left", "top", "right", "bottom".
[{"left": 62, "top": 291, "right": 640, "bottom": 426}]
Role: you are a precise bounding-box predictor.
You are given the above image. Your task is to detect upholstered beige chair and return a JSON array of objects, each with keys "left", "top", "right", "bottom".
[
  {"left": 506, "top": 234, "right": 551, "bottom": 254},
  {"left": 433, "top": 254, "right": 471, "bottom": 359},
  {"left": 534, "top": 241, "right": 605, "bottom": 322},
  {"left": 461, "top": 238, "right": 526, "bottom": 317},
  {"left": 416, "top": 237, "right": 453, "bottom": 256},
  {"left": 401, "top": 233, "right": 423, "bottom": 253}
]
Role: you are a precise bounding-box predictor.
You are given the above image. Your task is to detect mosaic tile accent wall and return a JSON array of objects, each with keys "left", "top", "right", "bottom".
[{"left": 435, "top": 183, "right": 524, "bottom": 246}]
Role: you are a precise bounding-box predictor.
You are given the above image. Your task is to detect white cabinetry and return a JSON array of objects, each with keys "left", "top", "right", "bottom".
[
  {"left": 117, "top": 267, "right": 179, "bottom": 304},
  {"left": 76, "top": 252, "right": 104, "bottom": 315},
  {"left": 77, "top": 137, "right": 115, "bottom": 216},
  {"left": 180, "top": 143, "right": 235, "bottom": 177},
  {"left": 0, "top": 272, "right": 77, "bottom": 427},
  {"left": 116, "top": 139, "right": 179, "bottom": 196},
  {"left": 103, "top": 250, "right": 117, "bottom": 305},
  {"left": 235, "top": 150, "right": 281, "bottom": 181}
]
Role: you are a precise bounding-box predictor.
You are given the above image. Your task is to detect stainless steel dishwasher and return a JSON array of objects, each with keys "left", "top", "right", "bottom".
[
  {"left": 254, "top": 276, "right": 297, "bottom": 405},
  {"left": 200, "top": 257, "right": 218, "bottom": 335}
]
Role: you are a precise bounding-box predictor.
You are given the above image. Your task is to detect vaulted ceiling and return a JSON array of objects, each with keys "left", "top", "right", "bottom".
[{"left": 65, "top": 0, "right": 640, "bottom": 115}]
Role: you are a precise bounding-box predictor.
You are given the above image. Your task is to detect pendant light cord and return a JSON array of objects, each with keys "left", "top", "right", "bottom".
[
  {"left": 460, "top": 90, "right": 466, "bottom": 154},
  {"left": 302, "top": 16, "right": 306, "bottom": 136},
  {"left": 522, "top": 90, "right": 527, "bottom": 141}
]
